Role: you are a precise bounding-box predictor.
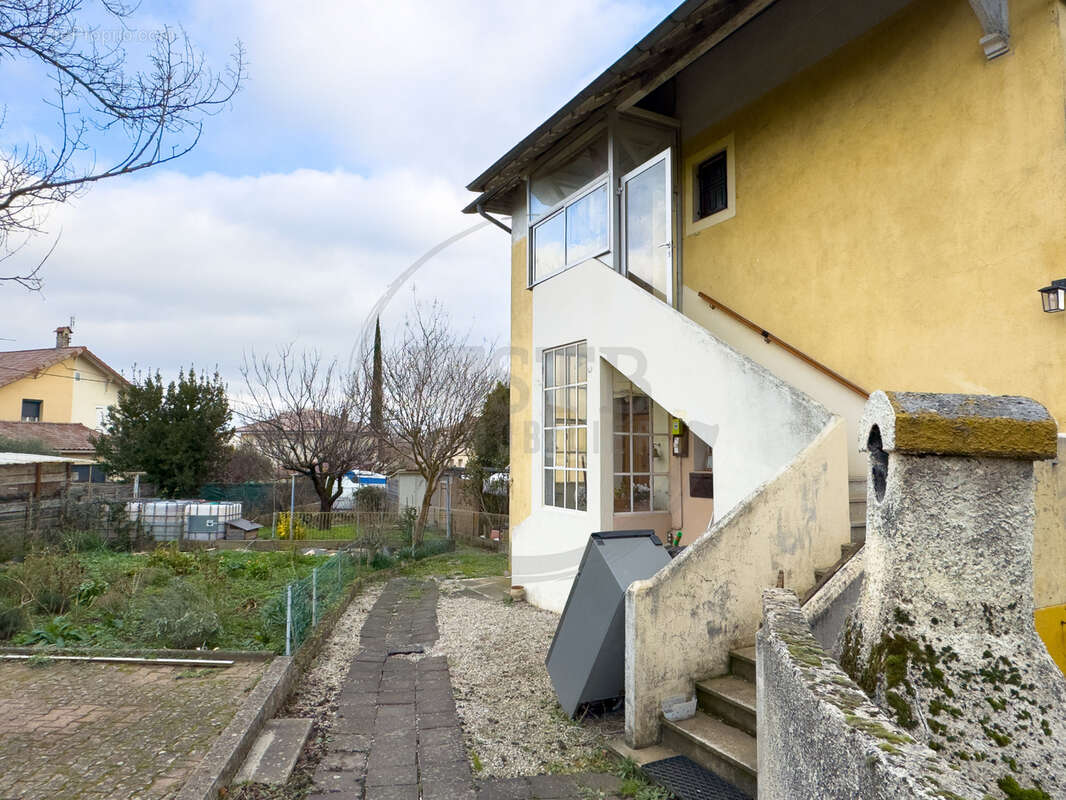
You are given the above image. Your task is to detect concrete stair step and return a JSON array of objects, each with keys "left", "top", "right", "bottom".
[
  {"left": 696, "top": 675, "right": 757, "bottom": 736},
  {"left": 661, "top": 711, "right": 758, "bottom": 798},
  {"left": 804, "top": 542, "right": 865, "bottom": 605},
  {"left": 851, "top": 520, "right": 867, "bottom": 544},
  {"left": 233, "top": 718, "right": 313, "bottom": 786},
  {"left": 729, "top": 646, "right": 756, "bottom": 683},
  {"left": 849, "top": 500, "right": 867, "bottom": 524},
  {"left": 848, "top": 477, "right": 867, "bottom": 501}
]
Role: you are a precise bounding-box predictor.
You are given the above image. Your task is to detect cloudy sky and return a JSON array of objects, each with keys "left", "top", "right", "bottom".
[{"left": 1, "top": 0, "right": 675, "bottom": 389}]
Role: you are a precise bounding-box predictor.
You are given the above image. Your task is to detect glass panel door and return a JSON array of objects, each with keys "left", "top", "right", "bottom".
[{"left": 621, "top": 149, "right": 672, "bottom": 304}]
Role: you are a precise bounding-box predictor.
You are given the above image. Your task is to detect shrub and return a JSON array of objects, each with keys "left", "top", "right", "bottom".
[
  {"left": 218, "top": 552, "right": 272, "bottom": 580},
  {"left": 135, "top": 579, "right": 220, "bottom": 649},
  {"left": 92, "top": 588, "right": 129, "bottom": 619},
  {"left": 371, "top": 550, "right": 395, "bottom": 570},
  {"left": 76, "top": 578, "right": 109, "bottom": 605},
  {"left": 276, "top": 512, "right": 306, "bottom": 540},
  {"left": 15, "top": 551, "right": 85, "bottom": 614},
  {"left": 0, "top": 597, "right": 27, "bottom": 640},
  {"left": 354, "top": 486, "right": 387, "bottom": 512},
  {"left": 412, "top": 539, "right": 453, "bottom": 560},
  {"left": 146, "top": 544, "right": 197, "bottom": 575},
  {"left": 244, "top": 555, "right": 272, "bottom": 579},
  {"left": 60, "top": 529, "right": 107, "bottom": 553},
  {"left": 398, "top": 507, "right": 418, "bottom": 544}
]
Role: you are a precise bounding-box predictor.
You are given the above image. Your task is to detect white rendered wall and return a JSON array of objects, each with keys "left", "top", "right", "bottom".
[
  {"left": 681, "top": 285, "right": 868, "bottom": 478},
  {"left": 512, "top": 258, "right": 835, "bottom": 611},
  {"left": 69, "top": 355, "right": 122, "bottom": 430}
]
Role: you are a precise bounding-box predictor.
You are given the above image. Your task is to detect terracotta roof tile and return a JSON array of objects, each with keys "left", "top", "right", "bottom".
[
  {"left": 0, "top": 347, "right": 127, "bottom": 389},
  {"left": 0, "top": 421, "right": 97, "bottom": 453}
]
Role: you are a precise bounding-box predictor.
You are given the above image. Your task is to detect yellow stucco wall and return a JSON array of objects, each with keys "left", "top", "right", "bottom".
[
  {"left": 680, "top": 0, "right": 1066, "bottom": 425},
  {"left": 675, "top": 0, "right": 1066, "bottom": 668},
  {"left": 1033, "top": 439, "right": 1066, "bottom": 609},
  {"left": 0, "top": 366, "right": 74, "bottom": 424},
  {"left": 0, "top": 355, "right": 120, "bottom": 429},
  {"left": 1036, "top": 604, "right": 1066, "bottom": 674},
  {"left": 510, "top": 237, "right": 533, "bottom": 528}
]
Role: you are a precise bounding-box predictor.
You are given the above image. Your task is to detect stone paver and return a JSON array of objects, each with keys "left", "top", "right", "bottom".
[
  {"left": 300, "top": 577, "right": 622, "bottom": 800},
  {"left": 0, "top": 658, "right": 267, "bottom": 799},
  {"left": 476, "top": 773, "right": 624, "bottom": 800},
  {"left": 308, "top": 578, "right": 472, "bottom": 800}
]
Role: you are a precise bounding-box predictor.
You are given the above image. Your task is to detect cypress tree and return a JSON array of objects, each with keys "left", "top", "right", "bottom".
[{"left": 371, "top": 318, "right": 384, "bottom": 451}]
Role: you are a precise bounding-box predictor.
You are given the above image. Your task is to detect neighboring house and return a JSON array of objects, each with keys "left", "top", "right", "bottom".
[{"left": 0, "top": 326, "right": 127, "bottom": 432}]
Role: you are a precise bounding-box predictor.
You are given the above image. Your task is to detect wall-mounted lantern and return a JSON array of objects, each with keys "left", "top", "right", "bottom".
[{"left": 1038, "top": 279, "right": 1066, "bottom": 313}]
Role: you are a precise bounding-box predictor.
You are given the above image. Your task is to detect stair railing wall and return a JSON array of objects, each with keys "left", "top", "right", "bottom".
[{"left": 624, "top": 417, "right": 851, "bottom": 748}]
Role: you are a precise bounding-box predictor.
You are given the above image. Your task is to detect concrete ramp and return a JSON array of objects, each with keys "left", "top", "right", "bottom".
[{"left": 233, "top": 718, "right": 313, "bottom": 786}]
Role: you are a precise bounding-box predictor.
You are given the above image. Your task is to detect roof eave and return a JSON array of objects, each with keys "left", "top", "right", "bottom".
[{"left": 462, "top": 0, "right": 778, "bottom": 211}]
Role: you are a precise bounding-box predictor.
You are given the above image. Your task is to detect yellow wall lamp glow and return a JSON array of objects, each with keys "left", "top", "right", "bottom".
[{"left": 1038, "top": 279, "right": 1066, "bottom": 313}]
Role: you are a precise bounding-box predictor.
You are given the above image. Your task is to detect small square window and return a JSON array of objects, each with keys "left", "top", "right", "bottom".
[
  {"left": 21, "top": 399, "right": 42, "bottom": 422},
  {"left": 696, "top": 152, "right": 728, "bottom": 220}
]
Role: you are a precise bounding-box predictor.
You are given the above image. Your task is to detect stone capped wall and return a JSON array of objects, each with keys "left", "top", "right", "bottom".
[
  {"left": 841, "top": 391, "right": 1066, "bottom": 799},
  {"left": 758, "top": 588, "right": 977, "bottom": 800}
]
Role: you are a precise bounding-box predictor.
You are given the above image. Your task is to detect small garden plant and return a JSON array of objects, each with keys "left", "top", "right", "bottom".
[
  {"left": 0, "top": 537, "right": 506, "bottom": 652},
  {"left": 0, "top": 545, "right": 343, "bottom": 651}
]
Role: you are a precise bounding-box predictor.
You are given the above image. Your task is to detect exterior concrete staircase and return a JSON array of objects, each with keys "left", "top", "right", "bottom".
[
  {"left": 849, "top": 476, "right": 867, "bottom": 545},
  {"left": 653, "top": 505, "right": 868, "bottom": 799},
  {"left": 660, "top": 647, "right": 759, "bottom": 798}
]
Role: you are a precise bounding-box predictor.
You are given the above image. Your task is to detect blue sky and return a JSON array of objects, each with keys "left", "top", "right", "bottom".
[{"left": 1, "top": 0, "right": 675, "bottom": 387}]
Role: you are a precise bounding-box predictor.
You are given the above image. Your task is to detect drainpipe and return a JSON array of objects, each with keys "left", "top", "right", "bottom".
[{"left": 476, "top": 202, "right": 511, "bottom": 235}]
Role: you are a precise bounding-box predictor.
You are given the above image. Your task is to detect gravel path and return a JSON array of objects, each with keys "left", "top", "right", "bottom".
[
  {"left": 230, "top": 581, "right": 385, "bottom": 800},
  {"left": 282, "top": 581, "right": 385, "bottom": 726},
  {"left": 431, "top": 584, "right": 622, "bottom": 778}
]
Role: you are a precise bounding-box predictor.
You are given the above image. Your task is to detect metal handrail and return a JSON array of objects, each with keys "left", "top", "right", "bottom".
[{"left": 697, "top": 290, "right": 869, "bottom": 400}]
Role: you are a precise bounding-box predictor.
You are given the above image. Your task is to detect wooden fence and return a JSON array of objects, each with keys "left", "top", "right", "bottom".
[{"left": 0, "top": 483, "right": 153, "bottom": 559}]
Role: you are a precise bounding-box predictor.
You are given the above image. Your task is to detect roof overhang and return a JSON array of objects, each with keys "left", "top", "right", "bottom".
[
  {"left": 75, "top": 348, "right": 130, "bottom": 388},
  {"left": 462, "top": 0, "right": 778, "bottom": 215}
]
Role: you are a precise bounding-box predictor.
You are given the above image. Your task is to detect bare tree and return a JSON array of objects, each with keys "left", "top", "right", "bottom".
[
  {"left": 383, "top": 302, "right": 499, "bottom": 547},
  {"left": 1, "top": 0, "right": 245, "bottom": 288},
  {"left": 239, "top": 347, "right": 376, "bottom": 516}
]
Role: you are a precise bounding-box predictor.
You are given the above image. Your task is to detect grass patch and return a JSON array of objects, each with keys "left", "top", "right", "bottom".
[{"left": 393, "top": 548, "right": 507, "bottom": 579}]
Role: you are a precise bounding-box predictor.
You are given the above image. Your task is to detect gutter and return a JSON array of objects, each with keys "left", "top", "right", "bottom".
[{"left": 476, "top": 201, "right": 511, "bottom": 235}]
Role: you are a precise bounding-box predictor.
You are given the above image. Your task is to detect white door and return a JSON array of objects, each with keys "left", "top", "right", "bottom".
[{"left": 621, "top": 149, "right": 673, "bottom": 304}]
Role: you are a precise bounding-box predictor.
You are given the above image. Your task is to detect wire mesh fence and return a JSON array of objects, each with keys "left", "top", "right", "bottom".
[{"left": 272, "top": 550, "right": 361, "bottom": 655}]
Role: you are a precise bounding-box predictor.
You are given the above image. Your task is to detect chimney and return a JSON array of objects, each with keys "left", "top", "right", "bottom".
[{"left": 55, "top": 325, "right": 72, "bottom": 348}]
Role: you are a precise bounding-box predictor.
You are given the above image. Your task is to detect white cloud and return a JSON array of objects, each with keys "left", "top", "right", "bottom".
[
  {"left": 191, "top": 0, "right": 667, "bottom": 181},
  {"left": 1, "top": 0, "right": 673, "bottom": 396},
  {"left": 0, "top": 168, "right": 511, "bottom": 387}
]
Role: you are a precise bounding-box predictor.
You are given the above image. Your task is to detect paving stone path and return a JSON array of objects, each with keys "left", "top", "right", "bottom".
[
  {"left": 0, "top": 657, "right": 267, "bottom": 800},
  {"left": 307, "top": 578, "right": 623, "bottom": 800}
]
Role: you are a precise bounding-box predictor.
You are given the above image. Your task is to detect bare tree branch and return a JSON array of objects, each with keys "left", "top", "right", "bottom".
[
  {"left": 0, "top": 0, "right": 245, "bottom": 288},
  {"left": 238, "top": 346, "right": 379, "bottom": 515},
  {"left": 382, "top": 301, "right": 500, "bottom": 546}
]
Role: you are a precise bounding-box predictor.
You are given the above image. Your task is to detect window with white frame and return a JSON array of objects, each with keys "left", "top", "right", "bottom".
[
  {"left": 684, "top": 133, "right": 735, "bottom": 236},
  {"left": 612, "top": 376, "right": 670, "bottom": 513},
  {"left": 529, "top": 130, "right": 609, "bottom": 285},
  {"left": 543, "top": 342, "right": 587, "bottom": 511}
]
